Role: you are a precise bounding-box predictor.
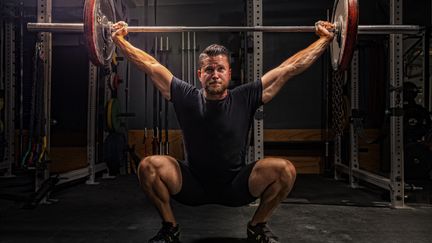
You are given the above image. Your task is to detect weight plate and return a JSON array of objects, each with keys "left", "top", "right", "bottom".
[
  {"left": 106, "top": 98, "right": 121, "bottom": 133},
  {"left": 330, "top": 0, "right": 359, "bottom": 71},
  {"left": 84, "top": 0, "right": 116, "bottom": 66}
]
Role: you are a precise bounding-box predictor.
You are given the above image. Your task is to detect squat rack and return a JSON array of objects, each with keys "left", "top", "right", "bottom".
[
  {"left": 333, "top": 0, "right": 410, "bottom": 208},
  {"left": 1, "top": 0, "right": 422, "bottom": 209}
]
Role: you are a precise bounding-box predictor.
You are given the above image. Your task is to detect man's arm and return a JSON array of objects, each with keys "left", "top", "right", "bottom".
[
  {"left": 261, "top": 21, "right": 334, "bottom": 104},
  {"left": 112, "top": 22, "right": 173, "bottom": 100}
]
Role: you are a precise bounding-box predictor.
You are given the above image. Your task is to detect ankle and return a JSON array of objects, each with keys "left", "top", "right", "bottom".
[
  {"left": 248, "top": 221, "right": 266, "bottom": 227},
  {"left": 162, "top": 221, "right": 178, "bottom": 228}
]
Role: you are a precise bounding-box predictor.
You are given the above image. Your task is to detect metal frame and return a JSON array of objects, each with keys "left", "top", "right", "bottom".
[
  {"left": 425, "top": 0, "right": 431, "bottom": 111},
  {"left": 388, "top": 0, "right": 405, "bottom": 208},
  {"left": 86, "top": 63, "right": 100, "bottom": 184},
  {"left": 246, "top": 0, "right": 264, "bottom": 163},
  {"left": 33, "top": 0, "right": 107, "bottom": 186},
  {"left": 334, "top": 0, "right": 406, "bottom": 208},
  {"left": 425, "top": 32, "right": 431, "bottom": 111},
  {"left": 34, "top": 0, "right": 52, "bottom": 198},
  {"left": 349, "top": 50, "right": 360, "bottom": 188},
  {"left": 424, "top": 8, "right": 431, "bottom": 111},
  {"left": 23, "top": 0, "right": 418, "bottom": 208},
  {"left": 1, "top": 17, "right": 15, "bottom": 177},
  {"left": 58, "top": 162, "right": 107, "bottom": 185}
]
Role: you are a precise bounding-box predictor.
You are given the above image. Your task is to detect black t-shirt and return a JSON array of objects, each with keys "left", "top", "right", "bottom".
[{"left": 170, "top": 76, "right": 263, "bottom": 182}]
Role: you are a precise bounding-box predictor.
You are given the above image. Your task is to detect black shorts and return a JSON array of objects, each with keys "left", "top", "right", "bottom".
[{"left": 172, "top": 160, "right": 258, "bottom": 207}]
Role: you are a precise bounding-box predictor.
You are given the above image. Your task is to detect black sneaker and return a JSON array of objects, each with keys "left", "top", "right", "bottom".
[
  {"left": 148, "top": 221, "right": 181, "bottom": 243},
  {"left": 247, "top": 222, "right": 280, "bottom": 243}
]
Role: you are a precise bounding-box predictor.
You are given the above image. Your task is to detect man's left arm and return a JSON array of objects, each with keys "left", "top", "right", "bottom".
[{"left": 261, "top": 21, "right": 335, "bottom": 104}]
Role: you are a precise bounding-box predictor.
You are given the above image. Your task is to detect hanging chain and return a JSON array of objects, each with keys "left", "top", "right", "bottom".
[{"left": 332, "top": 70, "right": 345, "bottom": 137}]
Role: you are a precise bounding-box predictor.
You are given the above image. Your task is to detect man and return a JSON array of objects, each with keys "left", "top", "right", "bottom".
[{"left": 112, "top": 20, "right": 334, "bottom": 243}]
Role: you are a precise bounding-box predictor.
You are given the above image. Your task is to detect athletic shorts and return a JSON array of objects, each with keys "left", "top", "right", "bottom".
[{"left": 172, "top": 160, "right": 258, "bottom": 207}]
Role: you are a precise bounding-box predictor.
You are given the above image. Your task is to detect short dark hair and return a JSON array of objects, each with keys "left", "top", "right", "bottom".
[{"left": 198, "top": 44, "right": 230, "bottom": 68}]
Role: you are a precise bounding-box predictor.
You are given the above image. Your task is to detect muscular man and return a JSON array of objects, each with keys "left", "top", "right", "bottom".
[{"left": 112, "top": 20, "right": 334, "bottom": 243}]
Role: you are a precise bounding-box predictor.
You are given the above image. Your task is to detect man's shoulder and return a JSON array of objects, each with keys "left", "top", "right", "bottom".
[
  {"left": 172, "top": 76, "right": 197, "bottom": 92},
  {"left": 171, "top": 76, "right": 201, "bottom": 105},
  {"left": 231, "top": 79, "right": 262, "bottom": 93}
]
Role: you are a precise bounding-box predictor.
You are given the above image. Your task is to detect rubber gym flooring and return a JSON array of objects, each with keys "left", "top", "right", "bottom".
[{"left": 1, "top": 174, "right": 432, "bottom": 243}]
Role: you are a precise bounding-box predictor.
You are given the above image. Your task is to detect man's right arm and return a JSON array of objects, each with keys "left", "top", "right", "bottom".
[{"left": 112, "top": 22, "right": 173, "bottom": 100}]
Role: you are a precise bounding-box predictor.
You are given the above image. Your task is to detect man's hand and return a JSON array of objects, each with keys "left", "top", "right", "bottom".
[
  {"left": 315, "top": 20, "right": 335, "bottom": 41},
  {"left": 112, "top": 21, "right": 129, "bottom": 41}
]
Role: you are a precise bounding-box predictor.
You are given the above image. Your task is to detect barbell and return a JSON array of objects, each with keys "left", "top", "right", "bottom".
[{"left": 27, "top": 0, "right": 422, "bottom": 71}]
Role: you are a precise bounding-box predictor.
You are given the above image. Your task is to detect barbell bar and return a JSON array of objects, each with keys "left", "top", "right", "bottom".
[
  {"left": 26, "top": 0, "right": 423, "bottom": 71},
  {"left": 27, "top": 23, "right": 421, "bottom": 34}
]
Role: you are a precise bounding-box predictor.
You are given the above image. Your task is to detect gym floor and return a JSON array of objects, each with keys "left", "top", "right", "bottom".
[{"left": 1, "top": 174, "right": 431, "bottom": 243}]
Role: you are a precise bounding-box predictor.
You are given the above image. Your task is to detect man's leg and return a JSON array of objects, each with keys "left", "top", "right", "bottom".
[
  {"left": 248, "top": 157, "right": 297, "bottom": 225},
  {"left": 138, "top": 155, "right": 182, "bottom": 225}
]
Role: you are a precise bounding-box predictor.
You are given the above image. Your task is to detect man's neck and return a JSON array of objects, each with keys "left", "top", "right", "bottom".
[{"left": 203, "top": 90, "right": 228, "bottom": 100}]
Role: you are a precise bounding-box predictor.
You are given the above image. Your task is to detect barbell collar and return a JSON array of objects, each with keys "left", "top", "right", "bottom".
[{"left": 27, "top": 22, "right": 422, "bottom": 35}]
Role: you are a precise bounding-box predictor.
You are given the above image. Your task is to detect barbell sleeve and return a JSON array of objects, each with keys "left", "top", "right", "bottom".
[
  {"left": 358, "top": 25, "right": 423, "bottom": 34},
  {"left": 27, "top": 23, "right": 84, "bottom": 33},
  {"left": 26, "top": 22, "right": 422, "bottom": 35}
]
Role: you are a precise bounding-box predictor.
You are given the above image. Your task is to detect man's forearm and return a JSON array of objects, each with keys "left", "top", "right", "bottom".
[
  {"left": 114, "top": 37, "right": 158, "bottom": 73},
  {"left": 113, "top": 36, "right": 173, "bottom": 100},
  {"left": 280, "top": 37, "right": 330, "bottom": 77},
  {"left": 261, "top": 36, "right": 332, "bottom": 104}
]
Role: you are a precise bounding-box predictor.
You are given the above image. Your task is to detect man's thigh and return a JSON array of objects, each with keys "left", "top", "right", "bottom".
[
  {"left": 172, "top": 161, "right": 259, "bottom": 207},
  {"left": 171, "top": 161, "right": 209, "bottom": 206},
  {"left": 219, "top": 161, "right": 258, "bottom": 207}
]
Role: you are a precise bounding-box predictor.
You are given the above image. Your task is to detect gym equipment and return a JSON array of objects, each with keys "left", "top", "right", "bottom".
[
  {"left": 330, "top": 0, "right": 358, "bottom": 71},
  {"left": 404, "top": 143, "right": 432, "bottom": 180},
  {"left": 26, "top": 0, "right": 422, "bottom": 71},
  {"left": 84, "top": 0, "right": 116, "bottom": 66},
  {"left": 105, "top": 98, "right": 135, "bottom": 133},
  {"left": 404, "top": 105, "right": 432, "bottom": 142},
  {"left": 106, "top": 98, "right": 121, "bottom": 133}
]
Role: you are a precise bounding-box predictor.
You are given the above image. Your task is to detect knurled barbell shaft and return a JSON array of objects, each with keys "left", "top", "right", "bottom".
[{"left": 27, "top": 22, "right": 422, "bottom": 34}]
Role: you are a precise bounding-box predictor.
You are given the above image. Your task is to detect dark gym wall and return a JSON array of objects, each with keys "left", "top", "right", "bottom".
[
  {"left": 262, "top": 0, "right": 334, "bottom": 128},
  {"left": 51, "top": 2, "right": 88, "bottom": 147}
]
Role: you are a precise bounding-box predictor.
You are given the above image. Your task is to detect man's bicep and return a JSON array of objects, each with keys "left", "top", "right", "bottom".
[
  {"left": 261, "top": 68, "right": 278, "bottom": 90},
  {"left": 260, "top": 67, "right": 282, "bottom": 103},
  {"left": 261, "top": 65, "right": 295, "bottom": 103}
]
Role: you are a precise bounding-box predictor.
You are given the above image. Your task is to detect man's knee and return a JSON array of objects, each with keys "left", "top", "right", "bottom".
[
  {"left": 264, "top": 158, "right": 296, "bottom": 187},
  {"left": 138, "top": 155, "right": 165, "bottom": 180},
  {"left": 279, "top": 159, "right": 296, "bottom": 186},
  {"left": 138, "top": 155, "right": 182, "bottom": 193},
  {"left": 255, "top": 158, "right": 296, "bottom": 183}
]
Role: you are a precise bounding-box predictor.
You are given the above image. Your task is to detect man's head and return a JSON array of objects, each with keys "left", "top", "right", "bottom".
[{"left": 198, "top": 44, "right": 232, "bottom": 99}]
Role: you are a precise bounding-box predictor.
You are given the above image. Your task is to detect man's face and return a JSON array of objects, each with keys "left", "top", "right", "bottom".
[{"left": 198, "top": 55, "right": 231, "bottom": 97}]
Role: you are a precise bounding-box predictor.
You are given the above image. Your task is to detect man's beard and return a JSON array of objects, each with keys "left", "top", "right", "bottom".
[{"left": 205, "top": 81, "right": 227, "bottom": 96}]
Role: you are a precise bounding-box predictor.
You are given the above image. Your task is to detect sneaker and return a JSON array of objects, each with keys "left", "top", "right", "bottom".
[
  {"left": 247, "top": 222, "right": 280, "bottom": 243},
  {"left": 148, "top": 221, "right": 181, "bottom": 243}
]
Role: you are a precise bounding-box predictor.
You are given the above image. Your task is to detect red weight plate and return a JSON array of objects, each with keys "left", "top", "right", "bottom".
[
  {"left": 330, "top": 0, "right": 359, "bottom": 71},
  {"left": 84, "top": 0, "right": 116, "bottom": 66}
]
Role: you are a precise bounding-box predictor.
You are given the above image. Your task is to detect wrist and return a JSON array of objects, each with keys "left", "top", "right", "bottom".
[
  {"left": 112, "top": 35, "right": 124, "bottom": 44},
  {"left": 320, "top": 35, "right": 334, "bottom": 43}
]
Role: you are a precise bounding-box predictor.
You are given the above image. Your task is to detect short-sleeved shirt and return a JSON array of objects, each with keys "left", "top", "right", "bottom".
[{"left": 170, "top": 76, "right": 263, "bottom": 184}]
